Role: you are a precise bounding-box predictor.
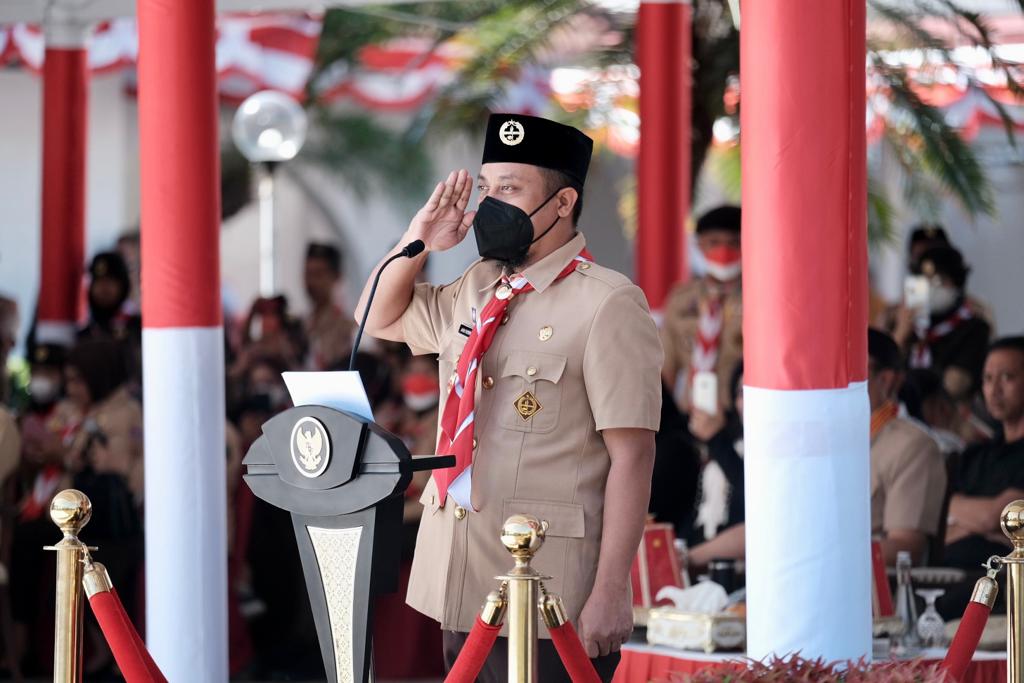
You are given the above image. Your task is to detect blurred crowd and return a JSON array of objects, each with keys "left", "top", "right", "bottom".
[
  {"left": 0, "top": 213, "right": 1022, "bottom": 677},
  {"left": 650, "top": 213, "right": 1024, "bottom": 622},
  {"left": 0, "top": 238, "right": 442, "bottom": 679}
]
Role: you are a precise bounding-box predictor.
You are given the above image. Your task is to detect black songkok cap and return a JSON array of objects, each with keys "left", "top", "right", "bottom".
[
  {"left": 306, "top": 243, "right": 342, "bottom": 274},
  {"left": 481, "top": 114, "right": 593, "bottom": 187},
  {"left": 30, "top": 342, "right": 67, "bottom": 368},
  {"left": 89, "top": 251, "right": 130, "bottom": 286},
  {"left": 696, "top": 205, "right": 742, "bottom": 234},
  {"left": 908, "top": 224, "right": 950, "bottom": 248}
]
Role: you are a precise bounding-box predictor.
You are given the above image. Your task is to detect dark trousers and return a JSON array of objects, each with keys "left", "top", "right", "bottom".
[{"left": 443, "top": 630, "right": 621, "bottom": 683}]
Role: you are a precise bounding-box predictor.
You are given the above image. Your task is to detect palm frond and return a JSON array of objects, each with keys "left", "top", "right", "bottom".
[
  {"left": 876, "top": 61, "right": 995, "bottom": 218},
  {"left": 304, "top": 111, "right": 433, "bottom": 205},
  {"left": 867, "top": 175, "right": 898, "bottom": 246}
]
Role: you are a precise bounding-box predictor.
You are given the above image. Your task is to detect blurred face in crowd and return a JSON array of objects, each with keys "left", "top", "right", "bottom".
[
  {"left": 867, "top": 359, "right": 899, "bottom": 412},
  {"left": 64, "top": 365, "right": 91, "bottom": 409},
  {"left": 983, "top": 349, "right": 1024, "bottom": 427},
  {"left": 698, "top": 229, "right": 742, "bottom": 283},
  {"left": 90, "top": 276, "right": 126, "bottom": 313},
  {"left": 29, "top": 365, "right": 63, "bottom": 405},
  {"left": 305, "top": 257, "right": 339, "bottom": 307}
]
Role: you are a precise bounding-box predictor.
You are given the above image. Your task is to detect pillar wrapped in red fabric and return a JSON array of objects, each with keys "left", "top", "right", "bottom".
[
  {"left": 636, "top": 0, "right": 692, "bottom": 311},
  {"left": 942, "top": 576, "right": 998, "bottom": 682},
  {"left": 38, "top": 42, "right": 88, "bottom": 345}
]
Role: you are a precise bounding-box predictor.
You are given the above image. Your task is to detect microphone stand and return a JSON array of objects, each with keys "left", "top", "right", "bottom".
[{"left": 348, "top": 240, "right": 425, "bottom": 372}]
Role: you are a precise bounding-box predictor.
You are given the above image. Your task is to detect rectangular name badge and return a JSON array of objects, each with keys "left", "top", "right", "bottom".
[
  {"left": 692, "top": 371, "right": 719, "bottom": 415},
  {"left": 458, "top": 324, "right": 473, "bottom": 338}
]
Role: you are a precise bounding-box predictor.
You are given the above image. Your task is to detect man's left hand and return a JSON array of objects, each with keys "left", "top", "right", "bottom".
[{"left": 576, "top": 586, "right": 633, "bottom": 658}]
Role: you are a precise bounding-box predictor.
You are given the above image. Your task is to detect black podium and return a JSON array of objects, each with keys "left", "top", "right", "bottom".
[{"left": 243, "top": 404, "right": 452, "bottom": 683}]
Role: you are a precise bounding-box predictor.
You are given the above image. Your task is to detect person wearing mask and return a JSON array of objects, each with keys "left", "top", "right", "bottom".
[
  {"left": 303, "top": 243, "right": 355, "bottom": 370},
  {"left": 893, "top": 246, "right": 991, "bottom": 402},
  {"left": 867, "top": 329, "right": 947, "bottom": 565},
  {"left": 18, "top": 344, "right": 81, "bottom": 519},
  {"left": 660, "top": 206, "right": 743, "bottom": 412},
  {"left": 355, "top": 114, "right": 662, "bottom": 681},
  {"left": 945, "top": 337, "right": 1024, "bottom": 568}
]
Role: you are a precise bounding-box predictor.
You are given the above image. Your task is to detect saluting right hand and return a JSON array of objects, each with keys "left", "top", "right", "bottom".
[{"left": 407, "top": 169, "right": 476, "bottom": 253}]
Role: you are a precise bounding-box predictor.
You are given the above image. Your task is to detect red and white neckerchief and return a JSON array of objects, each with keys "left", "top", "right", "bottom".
[
  {"left": 690, "top": 293, "right": 724, "bottom": 383},
  {"left": 910, "top": 305, "right": 972, "bottom": 369},
  {"left": 434, "top": 249, "right": 593, "bottom": 509},
  {"left": 19, "top": 465, "right": 63, "bottom": 522}
]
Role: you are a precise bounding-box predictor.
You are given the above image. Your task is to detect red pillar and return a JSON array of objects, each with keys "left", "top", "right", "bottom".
[
  {"left": 37, "top": 38, "right": 88, "bottom": 345},
  {"left": 137, "top": 0, "right": 226, "bottom": 679},
  {"left": 636, "top": 0, "right": 691, "bottom": 311},
  {"left": 741, "top": 0, "right": 870, "bottom": 661}
]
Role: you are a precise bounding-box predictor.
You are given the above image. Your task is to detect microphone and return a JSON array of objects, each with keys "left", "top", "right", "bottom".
[{"left": 349, "top": 240, "right": 426, "bottom": 372}]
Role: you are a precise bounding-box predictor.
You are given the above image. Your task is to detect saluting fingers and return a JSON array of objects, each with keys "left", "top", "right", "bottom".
[
  {"left": 455, "top": 169, "right": 473, "bottom": 210},
  {"left": 423, "top": 181, "right": 445, "bottom": 212},
  {"left": 438, "top": 170, "right": 457, "bottom": 207}
]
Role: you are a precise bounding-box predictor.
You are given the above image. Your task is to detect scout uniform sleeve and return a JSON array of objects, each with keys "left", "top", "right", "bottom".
[
  {"left": 399, "top": 279, "right": 463, "bottom": 356},
  {"left": 882, "top": 432, "right": 946, "bottom": 536},
  {"left": 583, "top": 284, "right": 664, "bottom": 432}
]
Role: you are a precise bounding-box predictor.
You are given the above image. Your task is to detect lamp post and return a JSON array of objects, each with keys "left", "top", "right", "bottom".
[{"left": 231, "top": 90, "right": 308, "bottom": 297}]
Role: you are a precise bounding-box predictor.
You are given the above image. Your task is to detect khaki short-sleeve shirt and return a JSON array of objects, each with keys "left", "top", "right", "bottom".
[
  {"left": 870, "top": 418, "right": 947, "bottom": 538},
  {"left": 398, "top": 233, "right": 663, "bottom": 634}
]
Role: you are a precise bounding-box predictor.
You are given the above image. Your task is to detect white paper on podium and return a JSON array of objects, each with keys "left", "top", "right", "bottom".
[{"left": 282, "top": 371, "right": 375, "bottom": 423}]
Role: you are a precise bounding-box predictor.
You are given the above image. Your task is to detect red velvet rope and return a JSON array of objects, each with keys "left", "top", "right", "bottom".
[
  {"left": 941, "top": 601, "right": 992, "bottom": 682},
  {"left": 549, "top": 622, "right": 602, "bottom": 683},
  {"left": 444, "top": 616, "right": 501, "bottom": 683},
  {"left": 88, "top": 589, "right": 168, "bottom": 683}
]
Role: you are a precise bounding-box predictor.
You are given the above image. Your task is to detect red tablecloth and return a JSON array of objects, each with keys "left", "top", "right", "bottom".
[{"left": 614, "top": 644, "right": 1007, "bottom": 683}]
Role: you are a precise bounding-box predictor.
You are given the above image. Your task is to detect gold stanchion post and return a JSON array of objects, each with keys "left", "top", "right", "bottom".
[
  {"left": 1002, "top": 500, "right": 1024, "bottom": 683},
  {"left": 498, "top": 515, "right": 550, "bottom": 683},
  {"left": 46, "top": 489, "right": 93, "bottom": 683}
]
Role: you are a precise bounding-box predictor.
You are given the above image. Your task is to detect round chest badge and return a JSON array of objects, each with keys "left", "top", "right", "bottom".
[
  {"left": 291, "top": 416, "right": 331, "bottom": 478},
  {"left": 499, "top": 120, "right": 525, "bottom": 146}
]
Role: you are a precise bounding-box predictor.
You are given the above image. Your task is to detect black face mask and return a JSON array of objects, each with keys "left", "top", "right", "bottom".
[{"left": 472, "top": 189, "right": 563, "bottom": 267}]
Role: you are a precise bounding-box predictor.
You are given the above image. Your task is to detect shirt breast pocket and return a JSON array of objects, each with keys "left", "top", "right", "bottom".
[{"left": 498, "top": 350, "right": 567, "bottom": 434}]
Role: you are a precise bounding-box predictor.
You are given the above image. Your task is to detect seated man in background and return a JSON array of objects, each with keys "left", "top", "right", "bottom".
[
  {"left": 868, "top": 329, "right": 947, "bottom": 565},
  {"left": 945, "top": 337, "right": 1024, "bottom": 568}
]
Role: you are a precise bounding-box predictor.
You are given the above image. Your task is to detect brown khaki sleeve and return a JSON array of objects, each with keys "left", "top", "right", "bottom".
[
  {"left": 883, "top": 434, "right": 947, "bottom": 537},
  {"left": 399, "top": 279, "right": 461, "bottom": 356},
  {"left": 583, "top": 285, "right": 664, "bottom": 432}
]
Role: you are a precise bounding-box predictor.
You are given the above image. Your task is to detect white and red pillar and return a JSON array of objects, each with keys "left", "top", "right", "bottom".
[
  {"left": 636, "top": 0, "right": 691, "bottom": 311},
  {"left": 37, "top": 20, "right": 90, "bottom": 345},
  {"left": 741, "top": 0, "right": 871, "bottom": 661},
  {"left": 137, "top": 0, "right": 227, "bottom": 679}
]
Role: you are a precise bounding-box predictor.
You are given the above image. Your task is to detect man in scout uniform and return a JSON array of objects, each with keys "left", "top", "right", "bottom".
[
  {"left": 660, "top": 206, "right": 743, "bottom": 413},
  {"left": 355, "top": 114, "right": 663, "bottom": 681}
]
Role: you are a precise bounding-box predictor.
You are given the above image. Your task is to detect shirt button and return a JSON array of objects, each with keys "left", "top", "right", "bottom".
[
  {"left": 472, "top": 437, "right": 478, "bottom": 450},
  {"left": 579, "top": 263, "right": 591, "bottom": 270},
  {"left": 454, "top": 506, "right": 467, "bottom": 520},
  {"left": 483, "top": 376, "right": 495, "bottom": 389},
  {"left": 527, "top": 367, "right": 538, "bottom": 377}
]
